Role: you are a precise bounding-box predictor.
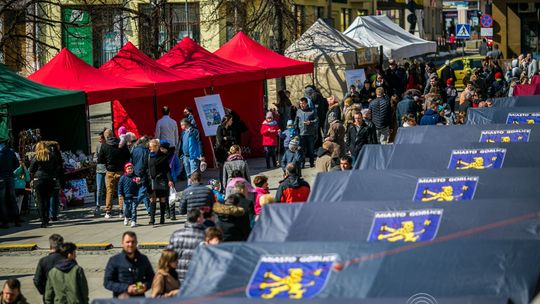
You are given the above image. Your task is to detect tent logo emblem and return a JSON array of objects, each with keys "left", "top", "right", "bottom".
[
  {"left": 247, "top": 254, "right": 337, "bottom": 299},
  {"left": 368, "top": 209, "right": 443, "bottom": 243},
  {"left": 506, "top": 113, "right": 540, "bottom": 125},
  {"left": 413, "top": 176, "right": 479, "bottom": 202},
  {"left": 479, "top": 129, "right": 531, "bottom": 143},
  {"left": 448, "top": 148, "right": 506, "bottom": 170}
]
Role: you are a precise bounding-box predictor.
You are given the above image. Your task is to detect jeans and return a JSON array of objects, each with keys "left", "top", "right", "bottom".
[
  {"left": 95, "top": 172, "right": 106, "bottom": 207},
  {"left": 49, "top": 188, "right": 59, "bottom": 220},
  {"left": 264, "top": 146, "right": 276, "bottom": 168},
  {"left": 300, "top": 135, "right": 316, "bottom": 166},
  {"left": 183, "top": 157, "right": 200, "bottom": 186},
  {"left": 0, "top": 179, "right": 19, "bottom": 224},
  {"left": 376, "top": 127, "right": 390, "bottom": 144},
  {"left": 105, "top": 171, "right": 123, "bottom": 213},
  {"left": 137, "top": 176, "right": 150, "bottom": 213},
  {"left": 124, "top": 198, "right": 137, "bottom": 222}
]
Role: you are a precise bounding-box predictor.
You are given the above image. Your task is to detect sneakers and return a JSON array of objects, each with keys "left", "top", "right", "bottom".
[
  {"left": 118, "top": 212, "right": 124, "bottom": 218},
  {"left": 123, "top": 218, "right": 129, "bottom": 226},
  {"left": 104, "top": 213, "right": 111, "bottom": 219},
  {"left": 131, "top": 221, "right": 137, "bottom": 228}
]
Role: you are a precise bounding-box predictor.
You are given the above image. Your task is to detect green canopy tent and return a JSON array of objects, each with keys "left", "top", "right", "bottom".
[{"left": 0, "top": 64, "right": 87, "bottom": 152}]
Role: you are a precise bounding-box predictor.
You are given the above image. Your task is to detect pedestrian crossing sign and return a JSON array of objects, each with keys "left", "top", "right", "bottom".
[{"left": 456, "top": 24, "right": 471, "bottom": 39}]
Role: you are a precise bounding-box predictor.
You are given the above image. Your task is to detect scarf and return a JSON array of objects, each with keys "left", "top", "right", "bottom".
[
  {"left": 263, "top": 120, "right": 278, "bottom": 126},
  {"left": 149, "top": 151, "right": 158, "bottom": 158},
  {"left": 227, "top": 153, "right": 244, "bottom": 162}
]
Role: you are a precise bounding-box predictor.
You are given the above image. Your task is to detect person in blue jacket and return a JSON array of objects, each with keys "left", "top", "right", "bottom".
[
  {"left": 420, "top": 103, "right": 444, "bottom": 125},
  {"left": 179, "top": 119, "right": 204, "bottom": 186},
  {"left": 118, "top": 163, "right": 141, "bottom": 227}
]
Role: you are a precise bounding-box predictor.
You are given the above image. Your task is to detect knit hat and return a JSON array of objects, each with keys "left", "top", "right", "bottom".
[
  {"left": 446, "top": 78, "right": 454, "bottom": 85},
  {"left": 159, "top": 139, "right": 170, "bottom": 149},
  {"left": 495, "top": 72, "right": 503, "bottom": 80},
  {"left": 124, "top": 162, "right": 134, "bottom": 172},
  {"left": 200, "top": 160, "right": 207, "bottom": 172},
  {"left": 118, "top": 126, "right": 127, "bottom": 136},
  {"left": 265, "top": 111, "right": 273, "bottom": 119},
  {"left": 289, "top": 138, "right": 300, "bottom": 150}
]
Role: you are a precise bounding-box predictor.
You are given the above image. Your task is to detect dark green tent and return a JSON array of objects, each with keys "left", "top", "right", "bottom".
[{"left": 0, "top": 64, "right": 87, "bottom": 151}]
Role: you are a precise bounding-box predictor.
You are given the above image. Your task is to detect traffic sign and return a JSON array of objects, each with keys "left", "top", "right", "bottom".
[
  {"left": 481, "top": 27, "right": 493, "bottom": 37},
  {"left": 456, "top": 24, "right": 471, "bottom": 39},
  {"left": 480, "top": 14, "right": 493, "bottom": 28}
]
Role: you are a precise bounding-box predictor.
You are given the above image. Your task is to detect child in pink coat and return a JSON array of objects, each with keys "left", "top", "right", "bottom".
[
  {"left": 260, "top": 112, "right": 280, "bottom": 169},
  {"left": 253, "top": 175, "right": 270, "bottom": 215}
]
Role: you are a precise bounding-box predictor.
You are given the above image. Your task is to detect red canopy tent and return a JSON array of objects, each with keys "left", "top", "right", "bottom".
[
  {"left": 28, "top": 48, "right": 154, "bottom": 105},
  {"left": 99, "top": 42, "right": 213, "bottom": 139},
  {"left": 156, "top": 38, "right": 266, "bottom": 160},
  {"left": 156, "top": 37, "right": 266, "bottom": 86},
  {"left": 514, "top": 82, "right": 540, "bottom": 96},
  {"left": 214, "top": 32, "right": 314, "bottom": 79}
]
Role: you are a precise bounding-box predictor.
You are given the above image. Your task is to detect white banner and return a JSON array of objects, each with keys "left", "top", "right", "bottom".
[{"left": 194, "top": 94, "right": 225, "bottom": 137}]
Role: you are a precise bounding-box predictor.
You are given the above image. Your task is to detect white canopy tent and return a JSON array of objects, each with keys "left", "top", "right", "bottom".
[
  {"left": 344, "top": 15, "right": 437, "bottom": 59},
  {"left": 284, "top": 19, "right": 377, "bottom": 101}
]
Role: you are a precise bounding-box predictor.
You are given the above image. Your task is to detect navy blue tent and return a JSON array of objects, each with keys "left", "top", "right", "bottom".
[
  {"left": 466, "top": 106, "right": 540, "bottom": 125},
  {"left": 248, "top": 204, "right": 303, "bottom": 242},
  {"left": 308, "top": 168, "right": 540, "bottom": 202},
  {"left": 179, "top": 240, "right": 540, "bottom": 303},
  {"left": 91, "top": 296, "right": 509, "bottom": 304},
  {"left": 394, "top": 124, "right": 540, "bottom": 144},
  {"left": 354, "top": 142, "right": 540, "bottom": 170},
  {"left": 491, "top": 95, "right": 540, "bottom": 107},
  {"left": 284, "top": 199, "right": 540, "bottom": 242}
]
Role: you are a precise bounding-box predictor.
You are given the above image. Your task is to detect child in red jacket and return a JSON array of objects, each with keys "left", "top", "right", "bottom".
[{"left": 260, "top": 111, "right": 280, "bottom": 169}]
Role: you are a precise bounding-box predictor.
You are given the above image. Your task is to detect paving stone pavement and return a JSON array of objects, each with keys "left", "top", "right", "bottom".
[{"left": 0, "top": 158, "right": 317, "bottom": 303}]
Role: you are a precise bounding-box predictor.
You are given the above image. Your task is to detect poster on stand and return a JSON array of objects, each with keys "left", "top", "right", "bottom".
[
  {"left": 345, "top": 69, "right": 366, "bottom": 89},
  {"left": 195, "top": 94, "right": 225, "bottom": 136}
]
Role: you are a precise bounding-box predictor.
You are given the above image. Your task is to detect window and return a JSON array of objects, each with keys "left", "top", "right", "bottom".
[
  {"left": 139, "top": 3, "right": 200, "bottom": 57},
  {"left": 341, "top": 8, "right": 352, "bottom": 31},
  {"left": 450, "top": 60, "right": 464, "bottom": 71},
  {"left": 2, "top": 10, "right": 26, "bottom": 71},
  {"left": 469, "top": 59, "right": 483, "bottom": 69},
  {"left": 357, "top": 10, "right": 369, "bottom": 17},
  {"left": 293, "top": 4, "right": 305, "bottom": 38},
  {"left": 315, "top": 6, "right": 325, "bottom": 20}
]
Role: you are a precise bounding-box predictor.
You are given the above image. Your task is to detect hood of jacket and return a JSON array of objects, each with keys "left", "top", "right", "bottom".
[
  {"left": 55, "top": 259, "right": 77, "bottom": 273},
  {"left": 213, "top": 202, "right": 245, "bottom": 217},
  {"left": 281, "top": 174, "right": 305, "bottom": 189},
  {"left": 106, "top": 137, "right": 120, "bottom": 146},
  {"left": 316, "top": 147, "right": 330, "bottom": 157},
  {"left": 424, "top": 109, "right": 438, "bottom": 116},
  {"left": 255, "top": 187, "right": 269, "bottom": 196}
]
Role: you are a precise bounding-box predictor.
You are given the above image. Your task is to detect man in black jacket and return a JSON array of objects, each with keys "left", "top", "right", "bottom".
[
  {"left": 369, "top": 87, "right": 392, "bottom": 144},
  {"left": 98, "top": 129, "right": 130, "bottom": 218},
  {"left": 179, "top": 172, "right": 214, "bottom": 215},
  {"left": 33, "top": 234, "right": 64, "bottom": 297},
  {"left": 346, "top": 112, "right": 378, "bottom": 161},
  {"left": 0, "top": 141, "right": 20, "bottom": 228},
  {"left": 104, "top": 231, "right": 154, "bottom": 298}
]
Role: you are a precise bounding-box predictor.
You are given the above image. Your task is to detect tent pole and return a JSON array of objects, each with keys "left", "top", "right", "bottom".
[
  {"left": 85, "top": 103, "right": 91, "bottom": 154},
  {"left": 379, "top": 46, "right": 384, "bottom": 69},
  {"left": 153, "top": 95, "right": 158, "bottom": 125}
]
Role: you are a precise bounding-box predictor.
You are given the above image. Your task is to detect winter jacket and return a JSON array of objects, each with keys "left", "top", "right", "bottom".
[
  {"left": 215, "top": 125, "right": 238, "bottom": 163},
  {"left": 118, "top": 173, "right": 140, "bottom": 198},
  {"left": 150, "top": 269, "right": 180, "bottom": 298},
  {"left": 396, "top": 96, "right": 418, "bottom": 126},
  {"left": 359, "top": 87, "right": 375, "bottom": 107},
  {"left": 260, "top": 120, "right": 280, "bottom": 147},
  {"left": 44, "top": 259, "right": 89, "bottom": 304},
  {"left": 148, "top": 151, "right": 173, "bottom": 182},
  {"left": 254, "top": 187, "right": 270, "bottom": 215},
  {"left": 130, "top": 144, "right": 149, "bottom": 177},
  {"left": 34, "top": 252, "right": 64, "bottom": 295},
  {"left": 385, "top": 67, "right": 407, "bottom": 96},
  {"left": 369, "top": 97, "right": 391, "bottom": 129},
  {"left": 346, "top": 123, "right": 378, "bottom": 158},
  {"left": 103, "top": 250, "right": 154, "bottom": 297},
  {"left": 275, "top": 174, "right": 310, "bottom": 203},
  {"left": 324, "top": 103, "right": 341, "bottom": 135},
  {"left": 238, "top": 194, "right": 255, "bottom": 224},
  {"left": 281, "top": 149, "right": 303, "bottom": 176},
  {"left": 168, "top": 152, "right": 181, "bottom": 183},
  {"left": 13, "top": 165, "right": 30, "bottom": 189},
  {"left": 98, "top": 137, "right": 130, "bottom": 172},
  {"left": 0, "top": 143, "right": 18, "bottom": 180},
  {"left": 167, "top": 222, "right": 205, "bottom": 283},
  {"left": 315, "top": 149, "right": 334, "bottom": 173},
  {"left": 29, "top": 152, "right": 63, "bottom": 181},
  {"left": 280, "top": 128, "right": 297, "bottom": 148},
  {"left": 326, "top": 121, "right": 346, "bottom": 157},
  {"left": 180, "top": 127, "right": 203, "bottom": 159},
  {"left": 155, "top": 115, "right": 179, "bottom": 148},
  {"left": 294, "top": 108, "right": 318, "bottom": 136},
  {"left": 214, "top": 202, "right": 251, "bottom": 242},
  {"left": 223, "top": 155, "right": 250, "bottom": 187},
  {"left": 179, "top": 183, "right": 214, "bottom": 215},
  {"left": 420, "top": 109, "right": 443, "bottom": 125}
]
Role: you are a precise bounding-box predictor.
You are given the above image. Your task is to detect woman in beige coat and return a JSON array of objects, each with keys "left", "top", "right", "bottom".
[{"left": 151, "top": 249, "right": 180, "bottom": 298}]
